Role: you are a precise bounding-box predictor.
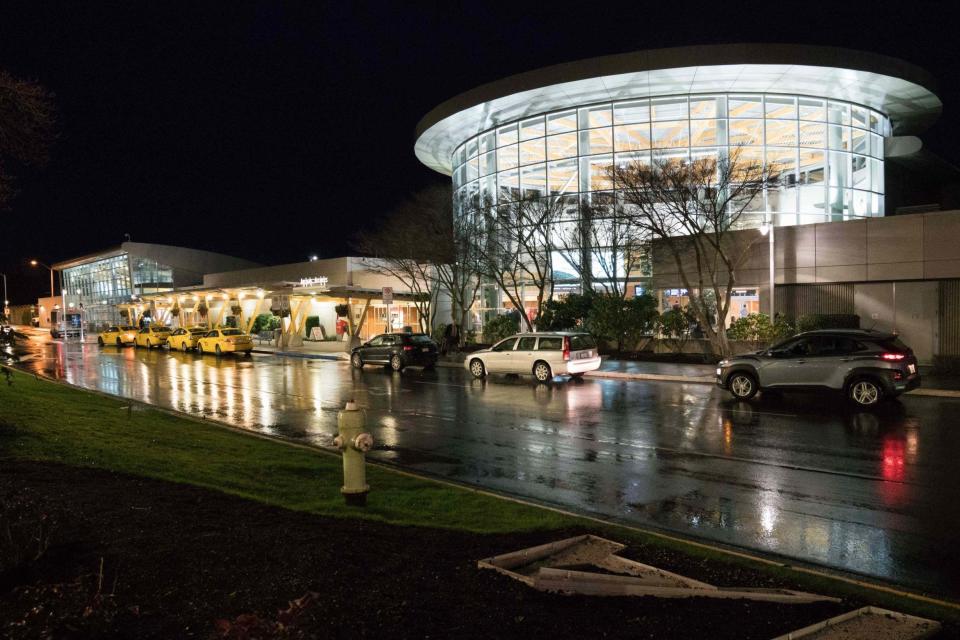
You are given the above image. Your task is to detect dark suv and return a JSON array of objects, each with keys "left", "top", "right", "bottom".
[
  {"left": 716, "top": 330, "right": 920, "bottom": 406},
  {"left": 350, "top": 333, "right": 438, "bottom": 372}
]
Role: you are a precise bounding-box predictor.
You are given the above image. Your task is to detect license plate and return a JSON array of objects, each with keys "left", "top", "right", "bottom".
[
  {"left": 579, "top": 351, "right": 591, "bottom": 359},
  {"left": 908, "top": 364, "right": 916, "bottom": 374},
  {"left": 422, "top": 347, "right": 430, "bottom": 352}
]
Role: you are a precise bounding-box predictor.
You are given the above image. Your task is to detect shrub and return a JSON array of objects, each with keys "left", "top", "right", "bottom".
[
  {"left": 197, "top": 303, "right": 208, "bottom": 318},
  {"left": 586, "top": 293, "right": 658, "bottom": 353},
  {"left": 796, "top": 314, "right": 859, "bottom": 332},
  {"left": 727, "top": 313, "right": 794, "bottom": 346},
  {"left": 334, "top": 303, "right": 349, "bottom": 318},
  {"left": 538, "top": 293, "right": 594, "bottom": 331},
  {"left": 483, "top": 314, "right": 519, "bottom": 343},
  {"left": 432, "top": 323, "right": 447, "bottom": 343},
  {"left": 657, "top": 308, "right": 692, "bottom": 353},
  {"left": 251, "top": 313, "right": 277, "bottom": 334}
]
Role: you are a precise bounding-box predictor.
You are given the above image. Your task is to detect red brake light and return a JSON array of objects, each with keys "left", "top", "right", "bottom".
[
  {"left": 403, "top": 345, "right": 415, "bottom": 351},
  {"left": 881, "top": 353, "right": 905, "bottom": 361},
  {"left": 562, "top": 336, "right": 570, "bottom": 361}
]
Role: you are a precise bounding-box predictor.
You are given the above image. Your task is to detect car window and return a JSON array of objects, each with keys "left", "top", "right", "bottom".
[
  {"left": 206, "top": 331, "right": 218, "bottom": 337},
  {"left": 833, "top": 337, "right": 864, "bottom": 354},
  {"left": 517, "top": 336, "right": 537, "bottom": 350},
  {"left": 367, "top": 336, "right": 384, "bottom": 347},
  {"left": 570, "top": 334, "right": 596, "bottom": 350},
  {"left": 107, "top": 327, "right": 118, "bottom": 332},
  {"left": 410, "top": 335, "right": 433, "bottom": 344},
  {"left": 537, "top": 337, "right": 562, "bottom": 350},
  {"left": 121, "top": 326, "right": 137, "bottom": 331},
  {"left": 805, "top": 336, "right": 834, "bottom": 356},
  {"left": 154, "top": 326, "right": 171, "bottom": 333},
  {"left": 879, "top": 337, "right": 910, "bottom": 353},
  {"left": 492, "top": 338, "right": 518, "bottom": 352},
  {"left": 781, "top": 338, "right": 809, "bottom": 356},
  {"left": 172, "top": 329, "right": 183, "bottom": 336}
]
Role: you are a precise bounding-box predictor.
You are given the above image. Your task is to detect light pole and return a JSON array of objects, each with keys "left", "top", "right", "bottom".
[
  {"left": 759, "top": 218, "right": 775, "bottom": 318},
  {"left": 29, "top": 259, "right": 55, "bottom": 299},
  {"left": 1, "top": 272, "right": 7, "bottom": 321}
]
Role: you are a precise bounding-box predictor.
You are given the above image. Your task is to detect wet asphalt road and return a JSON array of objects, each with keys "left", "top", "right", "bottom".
[{"left": 6, "top": 334, "right": 960, "bottom": 597}]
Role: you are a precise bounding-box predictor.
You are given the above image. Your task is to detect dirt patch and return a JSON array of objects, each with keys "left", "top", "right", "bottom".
[{"left": 0, "top": 460, "right": 935, "bottom": 639}]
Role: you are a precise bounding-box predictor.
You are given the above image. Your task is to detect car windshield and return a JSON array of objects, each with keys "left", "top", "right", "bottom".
[
  {"left": 221, "top": 329, "right": 243, "bottom": 336},
  {"left": 569, "top": 334, "right": 596, "bottom": 350},
  {"left": 188, "top": 327, "right": 207, "bottom": 333},
  {"left": 879, "top": 336, "right": 911, "bottom": 353},
  {"left": 121, "top": 326, "right": 137, "bottom": 331},
  {"left": 408, "top": 334, "right": 433, "bottom": 344}
]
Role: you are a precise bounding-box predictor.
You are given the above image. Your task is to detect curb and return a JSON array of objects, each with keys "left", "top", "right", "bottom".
[{"left": 252, "top": 349, "right": 345, "bottom": 361}]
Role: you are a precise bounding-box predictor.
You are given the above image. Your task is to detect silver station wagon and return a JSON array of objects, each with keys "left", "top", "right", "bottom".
[{"left": 466, "top": 332, "right": 602, "bottom": 382}]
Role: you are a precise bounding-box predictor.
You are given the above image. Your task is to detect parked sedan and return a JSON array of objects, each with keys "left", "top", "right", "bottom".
[
  {"left": 466, "top": 332, "right": 601, "bottom": 382},
  {"left": 98, "top": 325, "right": 138, "bottom": 346},
  {"left": 716, "top": 329, "right": 921, "bottom": 406},
  {"left": 167, "top": 326, "right": 209, "bottom": 351},
  {"left": 350, "top": 333, "right": 438, "bottom": 371},
  {"left": 197, "top": 328, "right": 253, "bottom": 355},
  {"left": 134, "top": 325, "right": 172, "bottom": 349}
]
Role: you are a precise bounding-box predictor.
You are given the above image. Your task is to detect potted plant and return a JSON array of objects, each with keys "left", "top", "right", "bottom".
[
  {"left": 335, "top": 303, "right": 349, "bottom": 318},
  {"left": 197, "top": 302, "right": 208, "bottom": 318},
  {"left": 231, "top": 304, "right": 242, "bottom": 316},
  {"left": 170, "top": 306, "right": 180, "bottom": 318}
]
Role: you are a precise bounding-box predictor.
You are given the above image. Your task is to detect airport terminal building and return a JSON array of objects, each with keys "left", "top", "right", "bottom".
[{"left": 415, "top": 44, "right": 944, "bottom": 321}]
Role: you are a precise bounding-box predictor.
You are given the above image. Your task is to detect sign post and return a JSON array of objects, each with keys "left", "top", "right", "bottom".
[{"left": 382, "top": 287, "right": 393, "bottom": 333}]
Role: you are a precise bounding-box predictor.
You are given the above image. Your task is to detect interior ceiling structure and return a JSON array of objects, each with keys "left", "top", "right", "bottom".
[{"left": 416, "top": 44, "right": 941, "bottom": 176}]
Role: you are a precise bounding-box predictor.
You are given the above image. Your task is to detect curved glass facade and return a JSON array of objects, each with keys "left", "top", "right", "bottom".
[{"left": 452, "top": 93, "right": 890, "bottom": 226}]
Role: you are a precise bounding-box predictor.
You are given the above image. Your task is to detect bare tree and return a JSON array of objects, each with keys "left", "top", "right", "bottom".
[
  {"left": 555, "top": 196, "right": 650, "bottom": 299},
  {"left": 611, "top": 149, "right": 779, "bottom": 357},
  {"left": 473, "top": 194, "right": 566, "bottom": 331},
  {"left": 435, "top": 188, "right": 483, "bottom": 338},
  {"left": 0, "top": 69, "right": 56, "bottom": 208}
]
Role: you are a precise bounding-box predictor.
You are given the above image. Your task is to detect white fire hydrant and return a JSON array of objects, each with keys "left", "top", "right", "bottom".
[{"left": 333, "top": 400, "right": 373, "bottom": 506}]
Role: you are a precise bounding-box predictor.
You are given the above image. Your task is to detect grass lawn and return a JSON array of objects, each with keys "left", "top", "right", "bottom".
[{"left": 1, "top": 365, "right": 957, "bottom": 627}]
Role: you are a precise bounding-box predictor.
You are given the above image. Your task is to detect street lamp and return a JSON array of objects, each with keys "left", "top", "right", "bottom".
[
  {"left": 759, "top": 218, "right": 774, "bottom": 318},
  {"left": 1, "top": 272, "right": 7, "bottom": 321},
  {"left": 29, "top": 259, "right": 55, "bottom": 298}
]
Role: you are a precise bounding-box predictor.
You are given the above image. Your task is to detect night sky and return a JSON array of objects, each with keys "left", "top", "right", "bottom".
[{"left": 1, "top": 1, "right": 959, "bottom": 304}]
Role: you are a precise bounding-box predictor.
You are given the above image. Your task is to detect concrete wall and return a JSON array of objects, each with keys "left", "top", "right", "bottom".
[{"left": 202, "top": 256, "right": 411, "bottom": 293}]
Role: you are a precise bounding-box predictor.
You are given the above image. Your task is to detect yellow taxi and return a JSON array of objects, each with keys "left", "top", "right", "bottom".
[
  {"left": 196, "top": 328, "right": 253, "bottom": 355},
  {"left": 167, "top": 326, "right": 209, "bottom": 351},
  {"left": 134, "top": 325, "right": 172, "bottom": 349},
  {"left": 97, "top": 325, "right": 138, "bottom": 347}
]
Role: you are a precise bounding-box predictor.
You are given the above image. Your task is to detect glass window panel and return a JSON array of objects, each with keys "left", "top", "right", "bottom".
[
  {"left": 873, "top": 159, "right": 884, "bottom": 193},
  {"left": 520, "top": 163, "right": 547, "bottom": 198},
  {"left": 479, "top": 132, "right": 496, "bottom": 154},
  {"left": 497, "top": 169, "right": 519, "bottom": 201},
  {"left": 689, "top": 120, "right": 718, "bottom": 146},
  {"left": 828, "top": 151, "right": 849, "bottom": 188},
  {"left": 479, "top": 174, "right": 497, "bottom": 205},
  {"left": 799, "top": 149, "right": 825, "bottom": 184},
  {"left": 497, "top": 143, "right": 518, "bottom": 170},
  {"left": 452, "top": 165, "right": 463, "bottom": 189},
  {"left": 768, "top": 186, "right": 797, "bottom": 213},
  {"left": 615, "top": 151, "right": 649, "bottom": 169},
  {"left": 689, "top": 97, "right": 717, "bottom": 119},
  {"left": 728, "top": 119, "right": 763, "bottom": 145},
  {"left": 454, "top": 145, "right": 465, "bottom": 167},
  {"left": 548, "top": 159, "right": 578, "bottom": 195},
  {"left": 871, "top": 133, "right": 884, "bottom": 158},
  {"left": 765, "top": 119, "right": 797, "bottom": 146},
  {"left": 767, "top": 148, "right": 797, "bottom": 186},
  {"left": 614, "top": 100, "right": 650, "bottom": 124},
  {"left": 519, "top": 117, "right": 545, "bottom": 141},
  {"left": 497, "top": 124, "right": 518, "bottom": 147},
  {"left": 479, "top": 151, "right": 496, "bottom": 176},
  {"left": 651, "top": 120, "right": 689, "bottom": 149},
  {"left": 465, "top": 157, "right": 479, "bottom": 182},
  {"left": 729, "top": 95, "right": 762, "bottom": 118},
  {"left": 765, "top": 96, "right": 796, "bottom": 119},
  {"left": 652, "top": 148, "right": 689, "bottom": 164},
  {"left": 579, "top": 128, "right": 613, "bottom": 155},
  {"left": 614, "top": 123, "right": 651, "bottom": 151},
  {"left": 799, "top": 184, "right": 825, "bottom": 213},
  {"left": 873, "top": 192, "right": 883, "bottom": 216},
  {"left": 852, "top": 190, "right": 869, "bottom": 216},
  {"left": 691, "top": 147, "right": 718, "bottom": 163},
  {"left": 579, "top": 104, "right": 612, "bottom": 129},
  {"left": 828, "top": 187, "right": 850, "bottom": 216},
  {"left": 851, "top": 128, "right": 868, "bottom": 154},
  {"left": 828, "top": 101, "right": 850, "bottom": 125},
  {"left": 466, "top": 137, "right": 478, "bottom": 158},
  {"left": 799, "top": 98, "right": 825, "bottom": 121},
  {"left": 651, "top": 97, "right": 687, "bottom": 121},
  {"left": 519, "top": 138, "right": 546, "bottom": 166},
  {"left": 546, "top": 132, "right": 578, "bottom": 160},
  {"left": 851, "top": 105, "right": 868, "bottom": 129},
  {"left": 579, "top": 155, "right": 613, "bottom": 192},
  {"left": 465, "top": 179, "right": 478, "bottom": 204},
  {"left": 869, "top": 111, "right": 882, "bottom": 133},
  {"left": 828, "top": 125, "right": 850, "bottom": 151},
  {"left": 798, "top": 122, "right": 826, "bottom": 148},
  {"left": 547, "top": 110, "right": 577, "bottom": 134},
  {"left": 851, "top": 155, "right": 870, "bottom": 189}
]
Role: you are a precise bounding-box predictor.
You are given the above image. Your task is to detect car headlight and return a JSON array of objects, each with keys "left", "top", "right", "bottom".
[{"left": 717, "top": 360, "right": 729, "bottom": 367}]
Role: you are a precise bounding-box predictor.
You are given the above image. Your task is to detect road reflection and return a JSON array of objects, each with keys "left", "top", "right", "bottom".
[{"left": 9, "top": 336, "right": 960, "bottom": 596}]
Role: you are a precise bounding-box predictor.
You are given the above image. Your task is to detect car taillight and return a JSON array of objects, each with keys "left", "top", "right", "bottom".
[
  {"left": 563, "top": 336, "right": 570, "bottom": 361},
  {"left": 881, "top": 353, "right": 905, "bottom": 361},
  {"left": 403, "top": 345, "right": 415, "bottom": 351}
]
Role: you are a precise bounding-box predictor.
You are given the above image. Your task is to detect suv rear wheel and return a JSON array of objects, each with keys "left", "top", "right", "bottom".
[
  {"left": 390, "top": 354, "right": 404, "bottom": 372},
  {"left": 849, "top": 378, "right": 882, "bottom": 406},
  {"left": 728, "top": 372, "right": 758, "bottom": 400}
]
